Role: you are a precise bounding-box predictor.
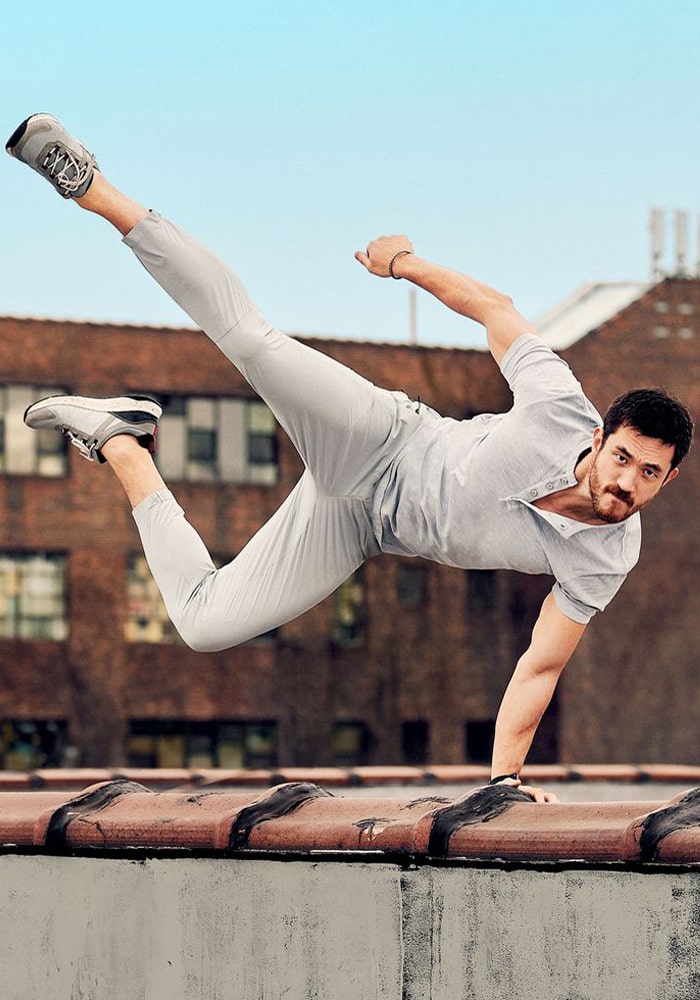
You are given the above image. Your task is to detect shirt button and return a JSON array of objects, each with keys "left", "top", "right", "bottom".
[
  {"left": 546, "top": 482, "right": 554, "bottom": 489},
  {"left": 530, "top": 489, "right": 538, "bottom": 497}
]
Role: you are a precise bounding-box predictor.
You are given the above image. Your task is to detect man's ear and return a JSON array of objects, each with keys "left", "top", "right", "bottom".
[
  {"left": 662, "top": 467, "right": 680, "bottom": 487},
  {"left": 592, "top": 426, "right": 603, "bottom": 453}
]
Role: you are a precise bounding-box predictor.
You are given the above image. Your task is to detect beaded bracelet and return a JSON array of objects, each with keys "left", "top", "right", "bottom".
[{"left": 388, "top": 249, "right": 413, "bottom": 279}]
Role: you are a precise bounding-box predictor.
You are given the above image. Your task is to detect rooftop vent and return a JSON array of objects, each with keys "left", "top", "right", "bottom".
[{"left": 650, "top": 208, "right": 699, "bottom": 280}]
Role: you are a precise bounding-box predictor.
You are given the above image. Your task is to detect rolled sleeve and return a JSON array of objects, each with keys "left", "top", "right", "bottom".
[
  {"left": 500, "top": 334, "right": 584, "bottom": 406},
  {"left": 552, "top": 572, "right": 629, "bottom": 625}
]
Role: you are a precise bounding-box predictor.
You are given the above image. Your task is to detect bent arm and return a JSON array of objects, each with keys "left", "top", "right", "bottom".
[
  {"left": 491, "top": 593, "right": 587, "bottom": 790},
  {"left": 355, "top": 236, "right": 538, "bottom": 365}
]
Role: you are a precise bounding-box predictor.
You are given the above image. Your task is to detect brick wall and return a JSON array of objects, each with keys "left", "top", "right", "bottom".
[
  {"left": 0, "top": 281, "right": 697, "bottom": 767},
  {"left": 560, "top": 277, "right": 700, "bottom": 762}
]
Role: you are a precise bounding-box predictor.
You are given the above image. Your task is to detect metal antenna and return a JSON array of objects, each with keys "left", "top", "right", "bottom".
[
  {"left": 650, "top": 208, "right": 664, "bottom": 280},
  {"left": 674, "top": 210, "right": 689, "bottom": 276},
  {"left": 408, "top": 288, "right": 418, "bottom": 344}
]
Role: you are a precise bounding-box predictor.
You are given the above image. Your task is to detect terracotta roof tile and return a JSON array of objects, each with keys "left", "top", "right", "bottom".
[{"left": 0, "top": 778, "right": 698, "bottom": 863}]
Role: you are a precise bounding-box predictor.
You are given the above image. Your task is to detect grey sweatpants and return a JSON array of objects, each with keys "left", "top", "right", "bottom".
[{"left": 123, "top": 212, "right": 424, "bottom": 651}]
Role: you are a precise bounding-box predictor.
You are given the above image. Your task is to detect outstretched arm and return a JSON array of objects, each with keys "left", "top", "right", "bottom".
[
  {"left": 355, "top": 235, "right": 538, "bottom": 365},
  {"left": 490, "top": 592, "right": 587, "bottom": 803}
]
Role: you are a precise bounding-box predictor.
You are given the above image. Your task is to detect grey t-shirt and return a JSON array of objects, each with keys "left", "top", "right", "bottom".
[{"left": 370, "top": 333, "right": 641, "bottom": 624}]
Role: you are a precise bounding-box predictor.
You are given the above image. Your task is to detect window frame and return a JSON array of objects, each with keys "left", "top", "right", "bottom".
[{"left": 0, "top": 551, "right": 68, "bottom": 641}]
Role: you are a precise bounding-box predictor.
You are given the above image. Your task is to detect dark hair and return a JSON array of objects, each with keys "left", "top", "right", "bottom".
[{"left": 602, "top": 388, "right": 695, "bottom": 471}]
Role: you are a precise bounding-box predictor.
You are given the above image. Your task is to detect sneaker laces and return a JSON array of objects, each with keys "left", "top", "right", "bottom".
[
  {"left": 63, "top": 429, "right": 95, "bottom": 460},
  {"left": 41, "top": 142, "right": 94, "bottom": 196}
]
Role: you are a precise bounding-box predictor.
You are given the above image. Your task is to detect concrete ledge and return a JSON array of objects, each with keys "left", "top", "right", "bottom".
[{"left": 1, "top": 778, "right": 698, "bottom": 864}]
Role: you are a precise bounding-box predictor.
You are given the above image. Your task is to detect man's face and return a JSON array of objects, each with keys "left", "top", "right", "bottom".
[{"left": 588, "top": 424, "right": 679, "bottom": 524}]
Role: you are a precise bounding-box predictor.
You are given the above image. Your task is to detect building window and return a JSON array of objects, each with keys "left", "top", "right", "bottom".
[
  {"left": 125, "top": 553, "right": 180, "bottom": 643},
  {"left": 0, "top": 553, "right": 67, "bottom": 640},
  {"left": 396, "top": 561, "right": 428, "bottom": 609},
  {"left": 0, "top": 720, "right": 67, "bottom": 769},
  {"left": 333, "top": 570, "right": 365, "bottom": 647},
  {"left": 127, "top": 719, "right": 277, "bottom": 768},
  {"left": 465, "top": 719, "right": 495, "bottom": 764},
  {"left": 0, "top": 384, "right": 67, "bottom": 476},
  {"left": 467, "top": 569, "right": 497, "bottom": 611},
  {"left": 401, "top": 720, "right": 429, "bottom": 765},
  {"left": 332, "top": 721, "right": 372, "bottom": 767},
  {"left": 155, "top": 394, "right": 278, "bottom": 484},
  {"left": 125, "top": 552, "right": 277, "bottom": 645}
]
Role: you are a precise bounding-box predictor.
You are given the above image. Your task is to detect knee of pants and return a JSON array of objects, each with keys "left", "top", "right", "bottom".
[
  {"left": 175, "top": 616, "right": 237, "bottom": 653},
  {"left": 172, "top": 597, "right": 258, "bottom": 653},
  {"left": 178, "top": 628, "right": 222, "bottom": 654}
]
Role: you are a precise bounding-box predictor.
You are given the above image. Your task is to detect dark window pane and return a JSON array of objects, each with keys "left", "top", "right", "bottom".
[
  {"left": 401, "top": 720, "right": 429, "bottom": 765},
  {"left": 248, "top": 432, "right": 277, "bottom": 466},
  {"left": 465, "top": 719, "right": 495, "bottom": 764},
  {"left": 397, "top": 562, "right": 428, "bottom": 609},
  {"left": 332, "top": 721, "right": 372, "bottom": 767},
  {"left": 0, "top": 719, "right": 68, "bottom": 769},
  {"left": 467, "top": 570, "right": 497, "bottom": 611},
  {"left": 127, "top": 719, "right": 277, "bottom": 769},
  {"left": 188, "top": 428, "right": 217, "bottom": 463}
]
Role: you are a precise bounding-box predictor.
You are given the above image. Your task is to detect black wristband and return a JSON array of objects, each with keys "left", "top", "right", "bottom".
[{"left": 489, "top": 773, "right": 520, "bottom": 785}]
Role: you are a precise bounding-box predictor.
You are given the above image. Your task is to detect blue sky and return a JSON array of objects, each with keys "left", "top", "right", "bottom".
[{"left": 2, "top": 0, "right": 699, "bottom": 348}]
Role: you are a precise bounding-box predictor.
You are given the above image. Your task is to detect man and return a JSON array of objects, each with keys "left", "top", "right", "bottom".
[{"left": 6, "top": 114, "right": 694, "bottom": 802}]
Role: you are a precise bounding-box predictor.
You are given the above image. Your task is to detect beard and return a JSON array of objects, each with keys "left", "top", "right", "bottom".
[{"left": 589, "top": 461, "right": 637, "bottom": 524}]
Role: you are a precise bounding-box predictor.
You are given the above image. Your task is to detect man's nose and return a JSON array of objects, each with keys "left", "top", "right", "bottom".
[{"left": 616, "top": 468, "right": 637, "bottom": 494}]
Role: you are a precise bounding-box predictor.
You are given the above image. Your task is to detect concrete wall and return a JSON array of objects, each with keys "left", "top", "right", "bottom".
[{"left": 1, "top": 854, "right": 698, "bottom": 1000}]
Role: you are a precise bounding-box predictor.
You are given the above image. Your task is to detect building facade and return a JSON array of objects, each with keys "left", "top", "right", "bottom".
[{"left": 0, "top": 277, "right": 697, "bottom": 769}]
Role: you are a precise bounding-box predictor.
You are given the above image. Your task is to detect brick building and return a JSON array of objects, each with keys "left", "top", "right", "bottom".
[{"left": 0, "top": 276, "right": 697, "bottom": 770}]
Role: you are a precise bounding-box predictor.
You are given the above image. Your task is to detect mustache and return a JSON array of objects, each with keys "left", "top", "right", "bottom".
[{"left": 609, "top": 487, "right": 633, "bottom": 506}]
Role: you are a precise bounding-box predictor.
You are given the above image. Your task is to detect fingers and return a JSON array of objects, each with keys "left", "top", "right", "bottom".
[
  {"left": 518, "top": 784, "right": 559, "bottom": 804},
  {"left": 355, "top": 242, "right": 384, "bottom": 272},
  {"left": 486, "top": 779, "right": 558, "bottom": 804},
  {"left": 355, "top": 235, "right": 414, "bottom": 275},
  {"left": 354, "top": 245, "right": 385, "bottom": 276}
]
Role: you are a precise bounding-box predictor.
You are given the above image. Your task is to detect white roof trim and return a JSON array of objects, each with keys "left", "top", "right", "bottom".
[{"left": 536, "top": 281, "right": 652, "bottom": 349}]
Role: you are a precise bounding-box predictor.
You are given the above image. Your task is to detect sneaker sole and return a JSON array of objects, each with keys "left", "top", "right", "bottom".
[{"left": 24, "top": 394, "right": 162, "bottom": 422}]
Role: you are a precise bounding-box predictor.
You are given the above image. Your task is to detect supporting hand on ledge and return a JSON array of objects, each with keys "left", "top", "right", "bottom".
[
  {"left": 518, "top": 784, "right": 559, "bottom": 804},
  {"left": 488, "top": 775, "right": 559, "bottom": 804}
]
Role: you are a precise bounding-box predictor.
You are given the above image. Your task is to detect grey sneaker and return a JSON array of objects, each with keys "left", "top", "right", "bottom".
[
  {"left": 24, "top": 394, "right": 162, "bottom": 463},
  {"left": 6, "top": 113, "right": 98, "bottom": 199}
]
